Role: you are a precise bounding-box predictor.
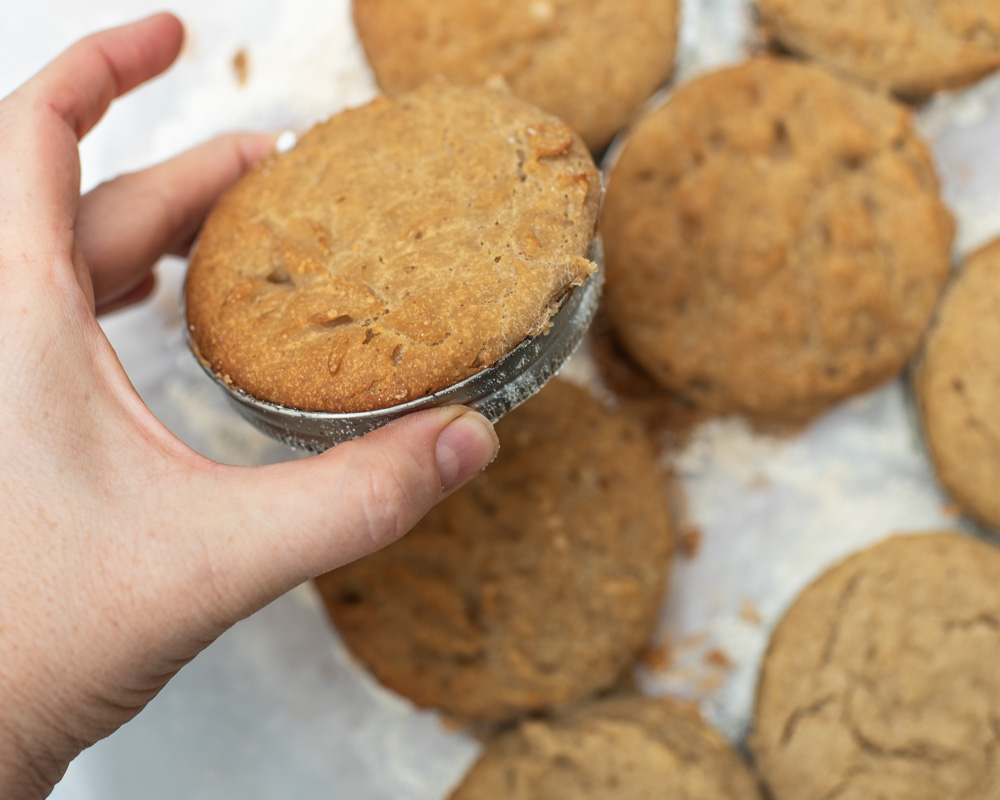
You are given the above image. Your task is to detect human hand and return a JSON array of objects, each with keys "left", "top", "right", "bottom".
[{"left": 0, "top": 14, "right": 499, "bottom": 798}]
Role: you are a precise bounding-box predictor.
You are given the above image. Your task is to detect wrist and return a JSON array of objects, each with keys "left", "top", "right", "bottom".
[
  {"left": 0, "top": 759, "right": 57, "bottom": 799},
  {"left": 0, "top": 702, "right": 64, "bottom": 800}
]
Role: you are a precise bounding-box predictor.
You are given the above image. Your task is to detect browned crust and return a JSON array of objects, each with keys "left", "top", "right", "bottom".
[
  {"left": 185, "top": 83, "right": 600, "bottom": 412},
  {"left": 751, "top": 532, "right": 1000, "bottom": 799},
  {"left": 755, "top": 0, "right": 1000, "bottom": 98},
  {"left": 353, "top": 0, "right": 679, "bottom": 151},
  {"left": 602, "top": 58, "right": 953, "bottom": 424},
  {"left": 315, "top": 380, "right": 674, "bottom": 722},
  {"left": 914, "top": 238, "right": 1000, "bottom": 533},
  {"left": 450, "top": 695, "right": 762, "bottom": 799}
]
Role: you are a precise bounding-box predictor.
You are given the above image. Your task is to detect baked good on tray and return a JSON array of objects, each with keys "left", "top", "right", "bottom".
[
  {"left": 755, "top": 0, "right": 1000, "bottom": 97},
  {"left": 449, "top": 695, "right": 762, "bottom": 800},
  {"left": 185, "top": 82, "right": 600, "bottom": 413},
  {"left": 751, "top": 532, "right": 1000, "bottom": 799},
  {"left": 601, "top": 58, "right": 953, "bottom": 425},
  {"left": 315, "top": 379, "right": 674, "bottom": 722},
  {"left": 353, "top": 0, "right": 679, "bottom": 152},
  {"left": 915, "top": 238, "right": 1000, "bottom": 533}
]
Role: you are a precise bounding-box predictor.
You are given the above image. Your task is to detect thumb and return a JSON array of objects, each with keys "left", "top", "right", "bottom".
[{"left": 197, "top": 405, "right": 499, "bottom": 622}]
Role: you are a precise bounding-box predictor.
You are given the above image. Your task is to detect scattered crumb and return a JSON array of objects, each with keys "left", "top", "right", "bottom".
[
  {"left": 675, "top": 632, "right": 708, "bottom": 652},
  {"left": 232, "top": 49, "right": 250, "bottom": 86},
  {"left": 740, "top": 599, "right": 763, "bottom": 626},
  {"left": 679, "top": 525, "right": 703, "bottom": 559},
  {"left": 696, "top": 672, "right": 725, "bottom": 693},
  {"left": 438, "top": 715, "right": 466, "bottom": 733},
  {"left": 666, "top": 472, "right": 701, "bottom": 558},
  {"left": 747, "top": 473, "right": 770, "bottom": 491},
  {"left": 179, "top": 24, "right": 195, "bottom": 58},
  {"left": 704, "top": 648, "right": 734, "bottom": 671},
  {"left": 639, "top": 643, "right": 672, "bottom": 672}
]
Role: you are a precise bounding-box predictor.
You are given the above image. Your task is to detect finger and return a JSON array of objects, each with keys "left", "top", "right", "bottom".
[
  {"left": 95, "top": 274, "right": 156, "bottom": 316},
  {"left": 0, "top": 14, "right": 184, "bottom": 245},
  {"left": 189, "top": 407, "right": 499, "bottom": 626},
  {"left": 23, "top": 13, "right": 183, "bottom": 141},
  {"left": 77, "top": 133, "right": 277, "bottom": 308}
]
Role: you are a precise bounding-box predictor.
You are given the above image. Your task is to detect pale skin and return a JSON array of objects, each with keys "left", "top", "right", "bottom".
[{"left": 0, "top": 14, "right": 500, "bottom": 798}]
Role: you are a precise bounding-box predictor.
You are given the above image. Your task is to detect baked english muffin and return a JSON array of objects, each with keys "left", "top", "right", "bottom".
[
  {"left": 449, "top": 695, "right": 762, "bottom": 800},
  {"left": 602, "top": 58, "right": 953, "bottom": 425},
  {"left": 756, "top": 0, "right": 1000, "bottom": 97},
  {"left": 751, "top": 532, "right": 1000, "bottom": 800},
  {"left": 353, "top": 0, "right": 679, "bottom": 152},
  {"left": 915, "top": 239, "right": 1000, "bottom": 533},
  {"left": 315, "top": 379, "right": 674, "bottom": 723},
  {"left": 185, "top": 82, "right": 601, "bottom": 413}
]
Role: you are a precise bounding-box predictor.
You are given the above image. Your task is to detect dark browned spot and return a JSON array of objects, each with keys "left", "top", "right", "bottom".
[{"left": 232, "top": 49, "right": 249, "bottom": 87}]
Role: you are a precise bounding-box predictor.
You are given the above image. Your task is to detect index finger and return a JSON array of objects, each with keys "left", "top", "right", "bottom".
[
  {"left": 20, "top": 12, "right": 184, "bottom": 141},
  {"left": 0, "top": 14, "right": 184, "bottom": 257}
]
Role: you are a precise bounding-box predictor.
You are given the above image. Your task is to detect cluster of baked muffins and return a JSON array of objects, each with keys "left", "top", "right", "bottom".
[{"left": 182, "top": 0, "right": 1000, "bottom": 796}]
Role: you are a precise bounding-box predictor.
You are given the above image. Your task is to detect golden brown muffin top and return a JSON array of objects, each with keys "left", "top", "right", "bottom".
[
  {"left": 602, "top": 58, "right": 953, "bottom": 424},
  {"left": 752, "top": 532, "right": 1000, "bottom": 800},
  {"left": 916, "top": 238, "right": 1000, "bottom": 532},
  {"left": 450, "top": 695, "right": 762, "bottom": 799},
  {"left": 315, "top": 380, "right": 673, "bottom": 722},
  {"left": 185, "top": 83, "right": 600, "bottom": 413},
  {"left": 757, "top": 0, "right": 1000, "bottom": 97},
  {"left": 353, "top": 0, "right": 679, "bottom": 152}
]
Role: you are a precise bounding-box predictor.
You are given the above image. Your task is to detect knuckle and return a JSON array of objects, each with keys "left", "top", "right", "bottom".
[{"left": 225, "top": 132, "right": 259, "bottom": 173}]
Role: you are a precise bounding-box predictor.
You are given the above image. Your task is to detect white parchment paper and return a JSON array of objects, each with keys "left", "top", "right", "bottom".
[{"left": 2, "top": 0, "right": 998, "bottom": 797}]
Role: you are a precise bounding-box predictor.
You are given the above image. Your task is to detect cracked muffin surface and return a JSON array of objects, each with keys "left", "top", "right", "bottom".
[
  {"left": 449, "top": 695, "right": 761, "bottom": 799},
  {"left": 601, "top": 58, "right": 953, "bottom": 424},
  {"left": 184, "top": 82, "right": 600, "bottom": 413},
  {"left": 751, "top": 532, "right": 1000, "bottom": 800},
  {"left": 353, "top": 0, "right": 679, "bottom": 152},
  {"left": 916, "top": 239, "right": 1000, "bottom": 533},
  {"left": 314, "top": 380, "right": 673, "bottom": 722},
  {"left": 756, "top": 0, "right": 1000, "bottom": 97}
]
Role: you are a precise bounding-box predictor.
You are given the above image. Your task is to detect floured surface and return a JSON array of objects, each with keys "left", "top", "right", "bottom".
[
  {"left": 632, "top": 13, "right": 1000, "bottom": 743},
  {"left": 1, "top": 0, "right": 998, "bottom": 798},
  {"left": 918, "top": 71, "right": 1000, "bottom": 253},
  {"left": 635, "top": 383, "right": 955, "bottom": 742}
]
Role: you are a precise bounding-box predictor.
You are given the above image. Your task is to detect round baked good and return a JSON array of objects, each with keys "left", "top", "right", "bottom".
[
  {"left": 756, "top": 0, "right": 1000, "bottom": 97},
  {"left": 915, "top": 239, "right": 1000, "bottom": 532},
  {"left": 353, "top": 0, "right": 679, "bottom": 152},
  {"left": 449, "top": 695, "right": 762, "bottom": 800},
  {"left": 602, "top": 58, "right": 953, "bottom": 424},
  {"left": 315, "top": 379, "right": 674, "bottom": 722},
  {"left": 185, "top": 83, "right": 600, "bottom": 413},
  {"left": 751, "top": 532, "right": 1000, "bottom": 799}
]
